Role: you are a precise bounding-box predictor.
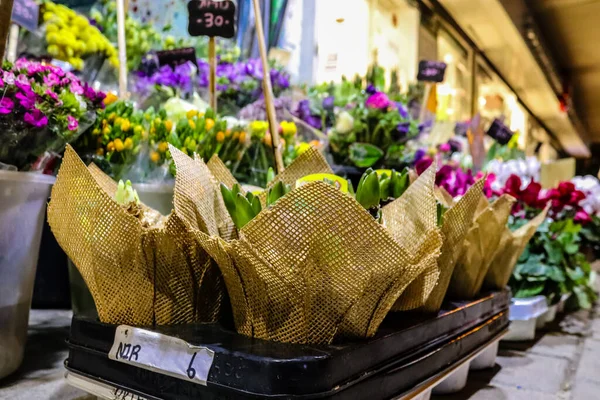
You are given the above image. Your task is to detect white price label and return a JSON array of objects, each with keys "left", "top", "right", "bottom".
[{"left": 108, "top": 325, "right": 215, "bottom": 385}]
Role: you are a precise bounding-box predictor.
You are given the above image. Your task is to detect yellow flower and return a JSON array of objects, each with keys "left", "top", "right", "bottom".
[
  {"left": 225, "top": 129, "right": 232, "bottom": 138},
  {"left": 188, "top": 119, "right": 196, "bottom": 130},
  {"left": 103, "top": 92, "right": 118, "bottom": 106},
  {"left": 508, "top": 133, "right": 520, "bottom": 149},
  {"left": 232, "top": 132, "right": 240, "bottom": 141},
  {"left": 239, "top": 131, "right": 246, "bottom": 143},
  {"left": 124, "top": 138, "right": 133, "bottom": 150},
  {"left": 280, "top": 121, "right": 297, "bottom": 137},
  {"left": 121, "top": 119, "right": 131, "bottom": 132},
  {"left": 114, "top": 138, "right": 124, "bottom": 152},
  {"left": 216, "top": 131, "right": 225, "bottom": 143},
  {"left": 92, "top": 128, "right": 100, "bottom": 136},
  {"left": 102, "top": 126, "right": 111, "bottom": 136},
  {"left": 157, "top": 142, "right": 168, "bottom": 153},
  {"left": 164, "top": 120, "right": 173, "bottom": 132},
  {"left": 150, "top": 151, "right": 160, "bottom": 163},
  {"left": 296, "top": 143, "right": 311, "bottom": 156},
  {"left": 250, "top": 120, "right": 269, "bottom": 135},
  {"left": 186, "top": 109, "right": 198, "bottom": 119},
  {"left": 107, "top": 141, "right": 115, "bottom": 152},
  {"left": 205, "top": 118, "right": 215, "bottom": 131},
  {"left": 96, "top": 148, "right": 104, "bottom": 156},
  {"left": 154, "top": 117, "right": 162, "bottom": 125},
  {"left": 134, "top": 125, "right": 143, "bottom": 135},
  {"left": 108, "top": 113, "right": 117, "bottom": 122},
  {"left": 114, "top": 117, "right": 123, "bottom": 126}
]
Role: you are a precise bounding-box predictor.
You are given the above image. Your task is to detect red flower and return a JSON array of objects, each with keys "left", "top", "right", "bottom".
[
  {"left": 499, "top": 175, "right": 548, "bottom": 212},
  {"left": 545, "top": 181, "right": 587, "bottom": 213},
  {"left": 415, "top": 156, "right": 433, "bottom": 175},
  {"left": 574, "top": 210, "right": 592, "bottom": 225}
]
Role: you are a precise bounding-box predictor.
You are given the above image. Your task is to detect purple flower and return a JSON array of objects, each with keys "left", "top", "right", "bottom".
[
  {"left": 365, "top": 92, "right": 391, "bottom": 109},
  {"left": 67, "top": 115, "right": 79, "bottom": 131},
  {"left": 44, "top": 73, "right": 60, "bottom": 87},
  {"left": 45, "top": 89, "right": 62, "bottom": 105},
  {"left": 24, "top": 108, "right": 48, "bottom": 127},
  {"left": 322, "top": 96, "right": 335, "bottom": 111},
  {"left": 15, "top": 90, "right": 36, "bottom": 109},
  {"left": 366, "top": 84, "right": 377, "bottom": 95},
  {"left": 0, "top": 97, "right": 14, "bottom": 114},
  {"left": 448, "top": 139, "right": 462, "bottom": 153},
  {"left": 414, "top": 149, "right": 426, "bottom": 163},
  {"left": 396, "top": 102, "right": 409, "bottom": 119},
  {"left": 393, "top": 122, "right": 411, "bottom": 142}
]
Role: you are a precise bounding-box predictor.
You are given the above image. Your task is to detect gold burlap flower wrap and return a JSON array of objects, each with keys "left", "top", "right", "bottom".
[
  {"left": 483, "top": 205, "right": 549, "bottom": 290},
  {"left": 395, "top": 180, "right": 486, "bottom": 313},
  {"left": 447, "top": 194, "right": 516, "bottom": 299},
  {"left": 47, "top": 146, "right": 225, "bottom": 326},
  {"left": 170, "top": 146, "right": 443, "bottom": 344}
]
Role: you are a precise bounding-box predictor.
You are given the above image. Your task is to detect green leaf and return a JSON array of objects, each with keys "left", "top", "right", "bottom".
[
  {"left": 515, "top": 282, "right": 546, "bottom": 298},
  {"left": 235, "top": 193, "right": 258, "bottom": 230},
  {"left": 544, "top": 242, "right": 564, "bottom": 265},
  {"left": 565, "top": 243, "right": 580, "bottom": 255},
  {"left": 573, "top": 286, "right": 592, "bottom": 310},
  {"left": 547, "top": 266, "right": 566, "bottom": 283},
  {"left": 349, "top": 143, "right": 384, "bottom": 168}
]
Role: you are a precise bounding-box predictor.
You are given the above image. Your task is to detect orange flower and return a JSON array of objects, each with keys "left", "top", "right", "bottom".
[{"left": 216, "top": 131, "right": 225, "bottom": 143}]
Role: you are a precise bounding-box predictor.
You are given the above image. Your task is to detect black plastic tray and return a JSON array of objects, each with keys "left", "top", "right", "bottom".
[{"left": 66, "top": 290, "right": 510, "bottom": 399}]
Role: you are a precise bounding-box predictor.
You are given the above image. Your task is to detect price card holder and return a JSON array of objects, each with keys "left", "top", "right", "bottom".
[
  {"left": 11, "top": 0, "right": 39, "bottom": 32},
  {"left": 296, "top": 174, "right": 349, "bottom": 193},
  {"left": 486, "top": 118, "right": 514, "bottom": 145},
  {"left": 156, "top": 47, "right": 198, "bottom": 69},
  {"left": 188, "top": 0, "right": 237, "bottom": 38},
  {"left": 417, "top": 60, "right": 447, "bottom": 83},
  {"left": 108, "top": 325, "right": 215, "bottom": 386}
]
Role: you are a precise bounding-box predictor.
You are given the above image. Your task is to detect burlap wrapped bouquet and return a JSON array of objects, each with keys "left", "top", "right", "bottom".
[
  {"left": 483, "top": 206, "right": 549, "bottom": 290},
  {"left": 170, "top": 146, "right": 443, "bottom": 344},
  {"left": 47, "top": 146, "right": 225, "bottom": 326},
  {"left": 447, "top": 194, "right": 516, "bottom": 299},
  {"left": 393, "top": 179, "right": 486, "bottom": 313}
]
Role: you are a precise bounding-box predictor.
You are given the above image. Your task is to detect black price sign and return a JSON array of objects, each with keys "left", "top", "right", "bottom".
[
  {"left": 11, "top": 0, "right": 40, "bottom": 32},
  {"left": 486, "top": 118, "right": 514, "bottom": 145},
  {"left": 156, "top": 47, "right": 198, "bottom": 69},
  {"left": 188, "top": 0, "right": 236, "bottom": 38},
  {"left": 417, "top": 60, "right": 447, "bottom": 83}
]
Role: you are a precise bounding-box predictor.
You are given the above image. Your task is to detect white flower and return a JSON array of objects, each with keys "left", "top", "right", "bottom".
[
  {"left": 335, "top": 111, "right": 354, "bottom": 134},
  {"left": 573, "top": 176, "right": 600, "bottom": 216}
]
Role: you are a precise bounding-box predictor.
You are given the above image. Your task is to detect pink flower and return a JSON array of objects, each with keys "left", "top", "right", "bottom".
[
  {"left": 24, "top": 108, "right": 49, "bottom": 127},
  {"left": 415, "top": 156, "right": 434, "bottom": 175},
  {"left": 365, "top": 92, "right": 392, "bottom": 109},
  {"left": 3, "top": 71, "right": 15, "bottom": 85},
  {"left": 14, "top": 58, "right": 29, "bottom": 70},
  {"left": 70, "top": 80, "right": 84, "bottom": 95},
  {"left": 439, "top": 143, "right": 452, "bottom": 153},
  {"left": 15, "top": 90, "right": 36, "bottom": 109},
  {"left": 15, "top": 74, "right": 31, "bottom": 91},
  {"left": 67, "top": 115, "right": 79, "bottom": 131},
  {"left": 43, "top": 73, "right": 60, "bottom": 87},
  {"left": 0, "top": 97, "right": 14, "bottom": 114},
  {"left": 574, "top": 210, "right": 592, "bottom": 225},
  {"left": 45, "top": 89, "right": 62, "bottom": 105}
]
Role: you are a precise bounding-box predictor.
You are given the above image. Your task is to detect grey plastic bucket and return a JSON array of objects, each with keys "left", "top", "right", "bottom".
[{"left": 0, "top": 170, "right": 55, "bottom": 378}]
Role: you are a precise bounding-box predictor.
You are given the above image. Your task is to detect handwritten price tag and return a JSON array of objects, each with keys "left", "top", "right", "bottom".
[
  {"left": 156, "top": 47, "right": 198, "bottom": 69},
  {"left": 11, "top": 0, "right": 39, "bottom": 31},
  {"left": 108, "top": 326, "right": 215, "bottom": 385},
  {"left": 417, "top": 60, "right": 447, "bottom": 83},
  {"left": 188, "top": 0, "right": 237, "bottom": 38}
]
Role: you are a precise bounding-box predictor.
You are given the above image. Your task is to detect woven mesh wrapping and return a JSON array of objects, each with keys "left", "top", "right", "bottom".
[
  {"left": 447, "top": 194, "right": 516, "bottom": 299},
  {"left": 171, "top": 148, "right": 442, "bottom": 344},
  {"left": 385, "top": 167, "right": 444, "bottom": 311},
  {"left": 416, "top": 179, "right": 485, "bottom": 313},
  {"left": 484, "top": 205, "right": 549, "bottom": 290},
  {"left": 47, "top": 146, "right": 224, "bottom": 325}
]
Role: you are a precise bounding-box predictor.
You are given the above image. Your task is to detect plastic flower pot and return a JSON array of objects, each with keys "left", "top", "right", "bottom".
[
  {"left": 68, "top": 181, "right": 174, "bottom": 317},
  {"left": 0, "top": 170, "right": 54, "bottom": 379}
]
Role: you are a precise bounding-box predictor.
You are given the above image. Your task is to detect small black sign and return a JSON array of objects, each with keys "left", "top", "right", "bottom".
[
  {"left": 11, "top": 0, "right": 39, "bottom": 32},
  {"left": 486, "top": 118, "right": 514, "bottom": 145},
  {"left": 156, "top": 47, "right": 198, "bottom": 69},
  {"left": 188, "top": 0, "right": 236, "bottom": 38},
  {"left": 417, "top": 60, "right": 447, "bottom": 83}
]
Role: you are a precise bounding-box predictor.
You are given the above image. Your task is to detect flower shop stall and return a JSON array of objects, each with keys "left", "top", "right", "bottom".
[{"left": 0, "top": 0, "right": 598, "bottom": 397}]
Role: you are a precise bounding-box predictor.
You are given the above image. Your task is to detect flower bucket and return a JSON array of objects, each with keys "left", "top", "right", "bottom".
[
  {"left": 132, "top": 182, "right": 174, "bottom": 216},
  {"left": 0, "top": 170, "right": 54, "bottom": 379}
]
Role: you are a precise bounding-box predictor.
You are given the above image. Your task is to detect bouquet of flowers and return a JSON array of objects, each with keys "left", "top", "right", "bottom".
[
  {"left": 133, "top": 61, "right": 197, "bottom": 108},
  {"left": 495, "top": 175, "right": 597, "bottom": 308},
  {"left": 328, "top": 85, "right": 419, "bottom": 169},
  {"left": 0, "top": 58, "right": 105, "bottom": 171},
  {"left": 39, "top": 1, "right": 119, "bottom": 71},
  {"left": 196, "top": 58, "right": 290, "bottom": 116}
]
